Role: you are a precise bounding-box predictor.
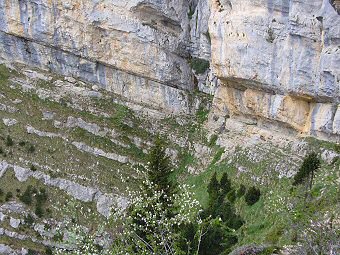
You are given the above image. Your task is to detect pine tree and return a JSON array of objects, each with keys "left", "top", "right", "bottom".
[
  {"left": 146, "top": 136, "right": 176, "bottom": 197},
  {"left": 293, "top": 152, "right": 320, "bottom": 187},
  {"left": 207, "top": 172, "right": 219, "bottom": 200},
  {"left": 220, "top": 172, "right": 232, "bottom": 196},
  {"left": 206, "top": 172, "right": 224, "bottom": 217}
]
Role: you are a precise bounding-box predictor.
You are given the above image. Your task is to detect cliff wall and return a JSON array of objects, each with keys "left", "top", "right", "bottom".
[
  {"left": 0, "top": 0, "right": 210, "bottom": 113},
  {"left": 209, "top": 0, "right": 340, "bottom": 141},
  {"left": 0, "top": 0, "right": 339, "bottom": 141}
]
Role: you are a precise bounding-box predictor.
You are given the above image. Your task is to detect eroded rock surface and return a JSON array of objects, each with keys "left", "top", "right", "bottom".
[{"left": 209, "top": 0, "right": 340, "bottom": 141}]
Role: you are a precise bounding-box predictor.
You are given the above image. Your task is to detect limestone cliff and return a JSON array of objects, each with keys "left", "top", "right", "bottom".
[
  {"left": 0, "top": 0, "right": 339, "bottom": 141},
  {"left": 209, "top": 0, "right": 340, "bottom": 141},
  {"left": 0, "top": 0, "right": 207, "bottom": 113}
]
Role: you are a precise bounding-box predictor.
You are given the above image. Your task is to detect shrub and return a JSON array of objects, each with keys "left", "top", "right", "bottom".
[
  {"left": 35, "top": 204, "right": 44, "bottom": 218},
  {"left": 5, "top": 135, "right": 14, "bottom": 146},
  {"left": 245, "top": 186, "right": 261, "bottom": 206},
  {"left": 199, "top": 218, "right": 238, "bottom": 255},
  {"left": 30, "top": 164, "right": 37, "bottom": 171},
  {"left": 211, "top": 148, "right": 224, "bottom": 165},
  {"left": 20, "top": 186, "right": 33, "bottom": 205},
  {"left": 5, "top": 191, "right": 13, "bottom": 201},
  {"left": 208, "top": 134, "right": 218, "bottom": 147},
  {"left": 36, "top": 188, "right": 48, "bottom": 204},
  {"left": 34, "top": 188, "right": 48, "bottom": 218},
  {"left": 27, "top": 144, "right": 36, "bottom": 153},
  {"left": 0, "top": 188, "right": 3, "bottom": 196},
  {"left": 27, "top": 249, "right": 38, "bottom": 255},
  {"left": 24, "top": 214, "right": 35, "bottom": 226},
  {"left": 0, "top": 147, "right": 3, "bottom": 154},
  {"left": 190, "top": 58, "right": 210, "bottom": 74},
  {"left": 19, "top": 141, "right": 26, "bottom": 146}
]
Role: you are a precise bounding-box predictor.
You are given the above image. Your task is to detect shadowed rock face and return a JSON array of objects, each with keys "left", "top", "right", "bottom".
[
  {"left": 0, "top": 0, "right": 194, "bottom": 86},
  {"left": 209, "top": 0, "right": 340, "bottom": 141},
  {"left": 0, "top": 0, "right": 213, "bottom": 113}
]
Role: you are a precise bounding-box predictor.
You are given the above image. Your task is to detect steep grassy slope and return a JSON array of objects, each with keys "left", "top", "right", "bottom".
[{"left": 0, "top": 64, "right": 339, "bottom": 254}]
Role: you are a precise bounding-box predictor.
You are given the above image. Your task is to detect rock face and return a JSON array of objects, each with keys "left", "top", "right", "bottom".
[
  {"left": 209, "top": 0, "right": 340, "bottom": 141},
  {"left": 0, "top": 0, "right": 339, "bottom": 140},
  {"left": 0, "top": 0, "right": 205, "bottom": 113}
]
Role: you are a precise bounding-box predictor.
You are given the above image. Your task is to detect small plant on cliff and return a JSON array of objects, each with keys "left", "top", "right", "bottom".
[
  {"left": 20, "top": 185, "right": 33, "bottom": 205},
  {"left": 188, "top": 6, "right": 195, "bottom": 19},
  {"left": 5, "top": 135, "right": 14, "bottom": 146},
  {"left": 5, "top": 191, "right": 13, "bottom": 201},
  {"left": 190, "top": 58, "right": 210, "bottom": 74}
]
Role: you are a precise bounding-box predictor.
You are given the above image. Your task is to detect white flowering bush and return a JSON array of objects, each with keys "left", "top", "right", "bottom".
[
  {"left": 53, "top": 199, "right": 111, "bottom": 255},
  {"left": 111, "top": 173, "right": 202, "bottom": 255}
]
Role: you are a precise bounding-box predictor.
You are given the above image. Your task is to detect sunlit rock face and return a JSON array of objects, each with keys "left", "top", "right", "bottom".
[{"left": 209, "top": 0, "right": 340, "bottom": 141}]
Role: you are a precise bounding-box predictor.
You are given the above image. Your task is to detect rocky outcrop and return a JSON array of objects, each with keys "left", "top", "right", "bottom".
[
  {"left": 209, "top": 0, "right": 340, "bottom": 141},
  {"left": 1, "top": 161, "right": 126, "bottom": 217},
  {"left": 0, "top": 0, "right": 202, "bottom": 113},
  {"left": 0, "top": 0, "right": 339, "bottom": 140}
]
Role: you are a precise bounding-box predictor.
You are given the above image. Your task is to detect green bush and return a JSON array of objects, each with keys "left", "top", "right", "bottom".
[
  {"left": 5, "top": 135, "right": 14, "bottom": 146},
  {"left": 27, "top": 144, "right": 36, "bottom": 153},
  {"left": 208, "top": 134, "right": 218, "bottom": 147},
  {"left": 35, "top": 204, "right": 44, "bottom": 218},
  {"left": 0, "top": 147, "right": 3, "bottom": 154},
  {"left": 36, "top": 188, "right": 48, "bottom": 204},
  {"left": 24, "top": 214, "right": 35, "bottom": 226},
  {"left": 20, "top": 186, "right": 33, "bottom": 205},
  {"left": 5, "top": 191, "right": 13, "bottom": 201},
  {"left": 245, "top": 186, "right": 261, "bottom": 206},
  {"left": 0, "top": 188, "right": 3, "bottom": 196},
  {"left": 190, "top": 58, "right": 210, "bottom": 74},
  {"left": 199, "top": 218, "right": 238, "bottom": 255},
  {"left": 19, "top": 141, "right": 26, "bottom": 146},
  {"left": 30, "top": 164, "right": 37, "bottom": 171},
  {"left": 211, "top": 148, "right": 224, "bottom": 165},
  {"left": 27, "top": 249, "right": 38, "bottom": 255},
  {"left": 35, "top": 188, "right": 48, "bottom": 218}
]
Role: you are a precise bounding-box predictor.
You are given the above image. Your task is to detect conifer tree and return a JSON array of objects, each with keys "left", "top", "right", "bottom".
[
  {"left": 220, "top": 172, "right": 232, "bottom": 196},
  {"left": 146, "top": 136, "right": 176, "bottom": 197},
  {"left": 293, "top": 152, "right": 320, "bottom": 188},
  {"left": 207, "top": 172, "right": 220, "bottom": 214}
]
